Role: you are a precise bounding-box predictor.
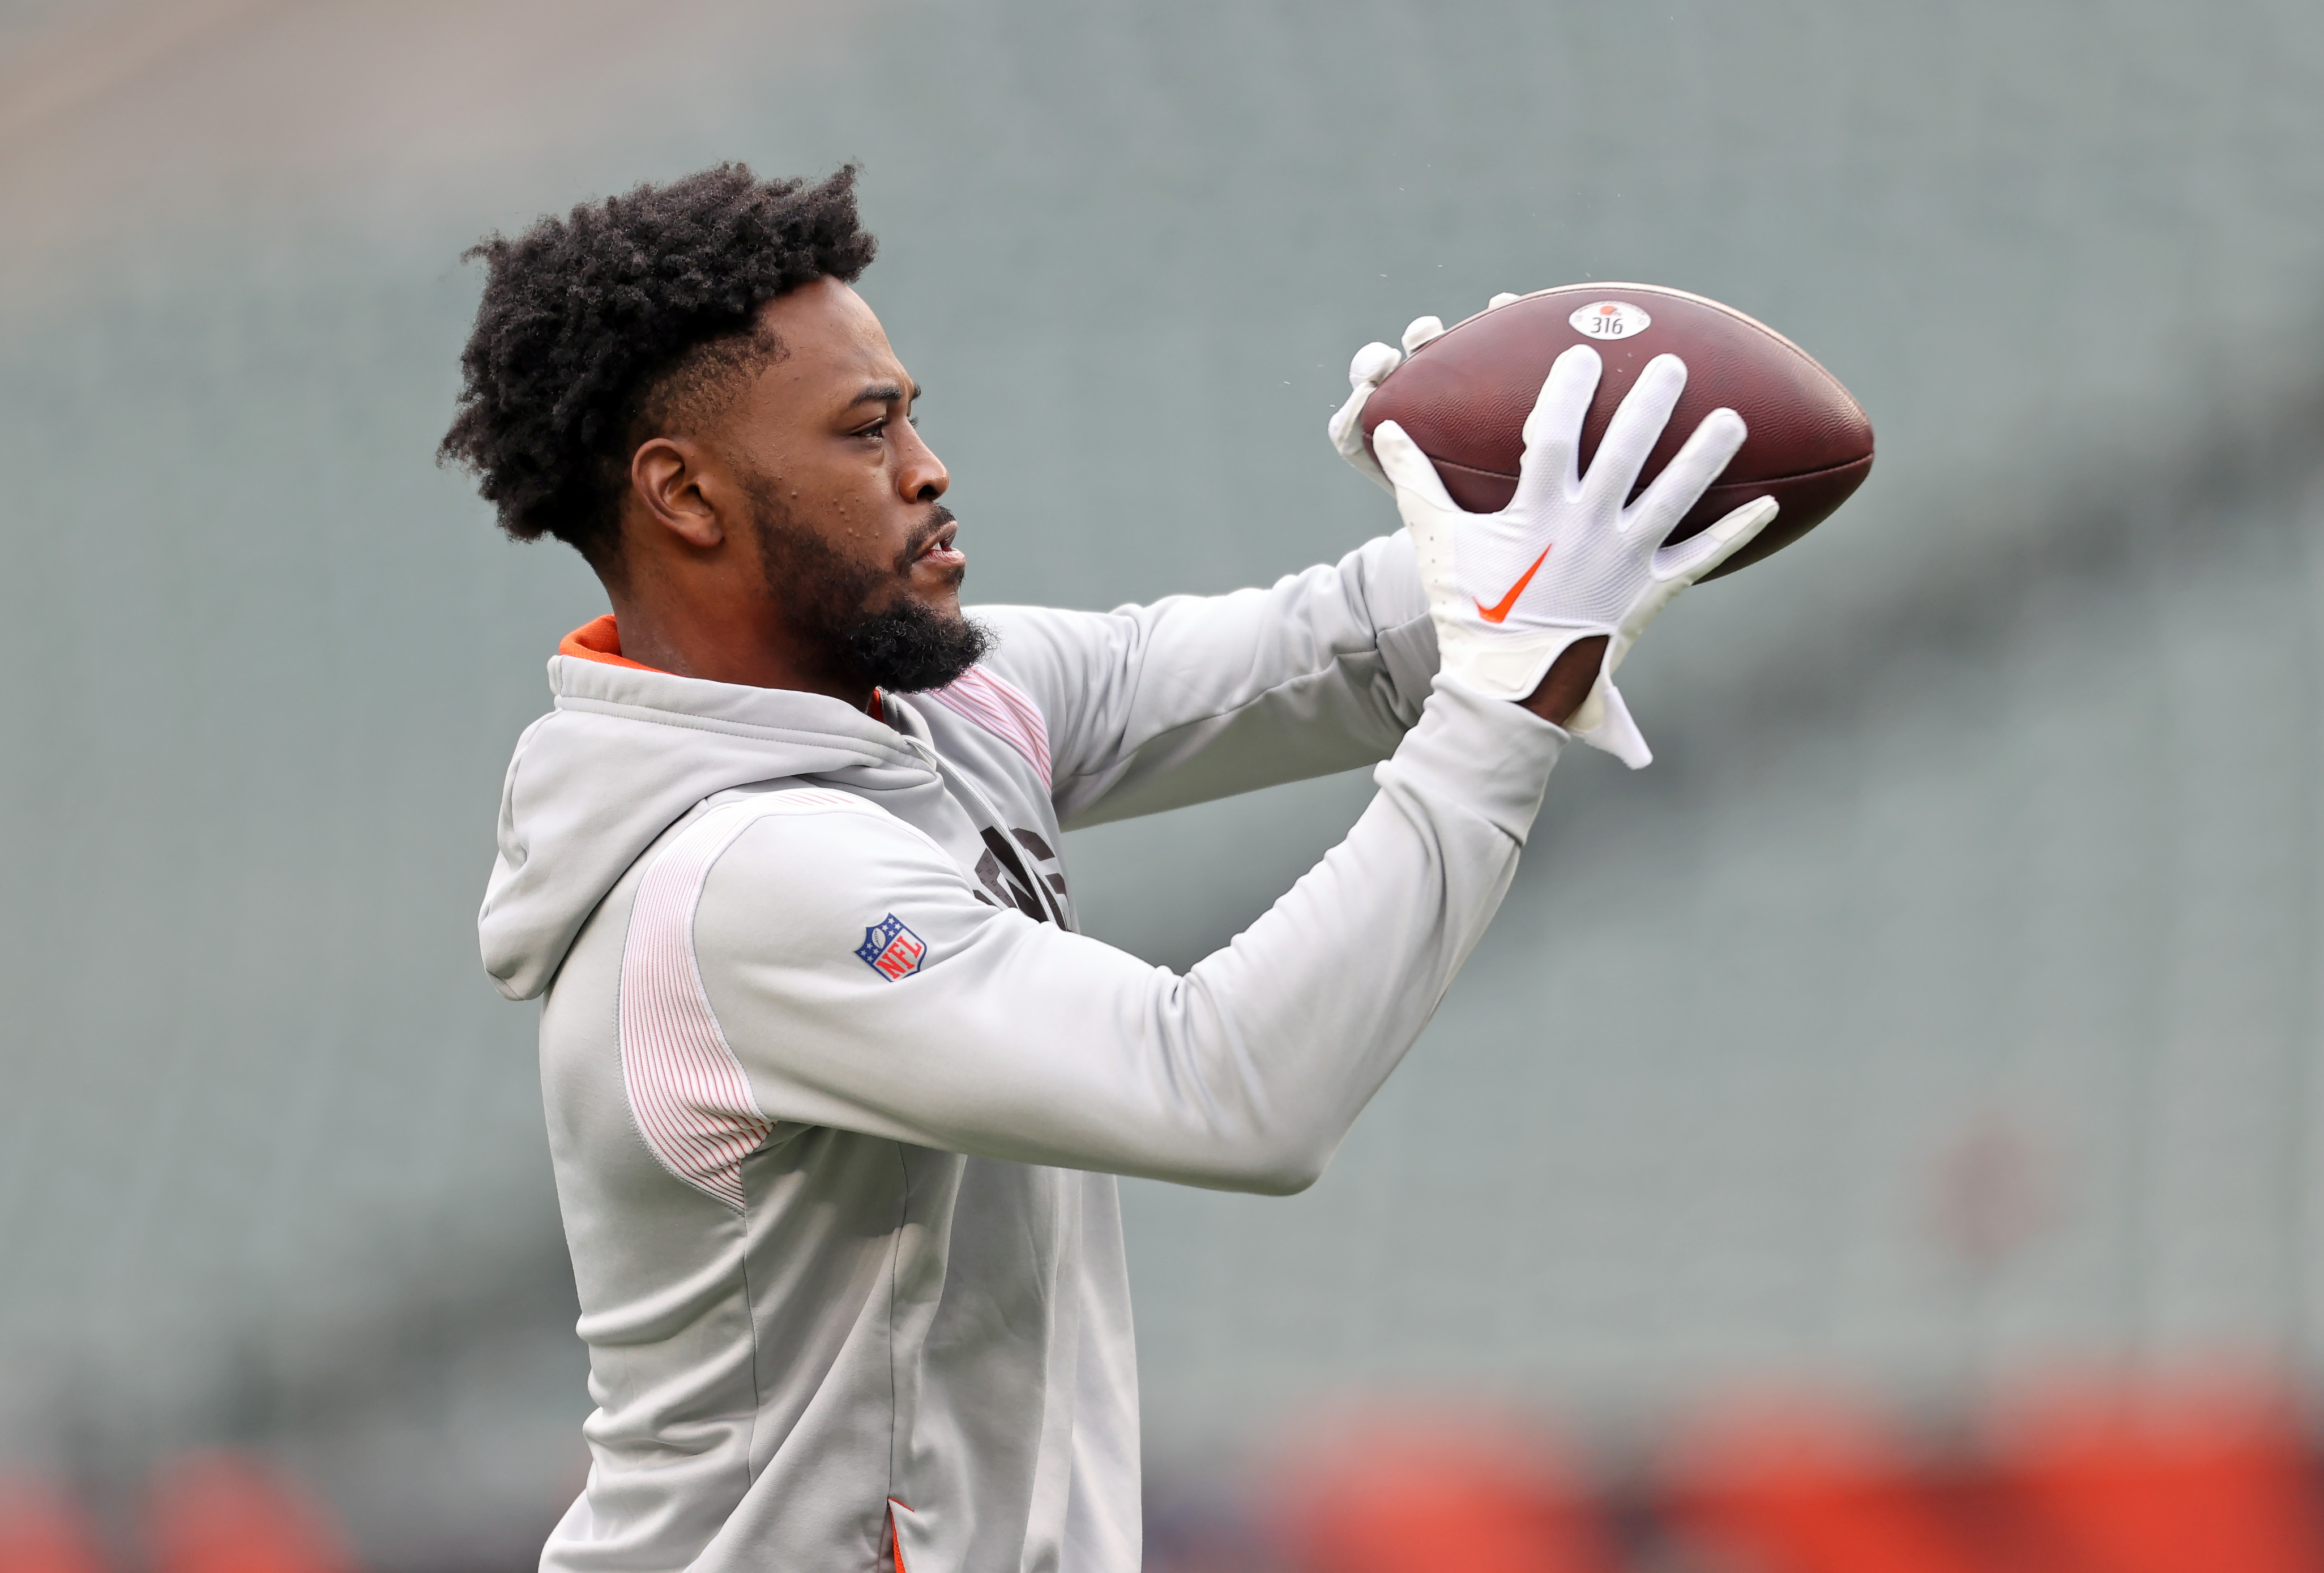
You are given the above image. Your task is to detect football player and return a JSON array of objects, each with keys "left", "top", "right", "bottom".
[{"left": 449, "top": 165, "right": 1769, "bottom": 1573}]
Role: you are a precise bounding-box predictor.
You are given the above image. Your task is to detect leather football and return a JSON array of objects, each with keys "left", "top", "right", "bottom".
[{"left": 1360, "top": 284, "right": 1874, "bottom": 579}]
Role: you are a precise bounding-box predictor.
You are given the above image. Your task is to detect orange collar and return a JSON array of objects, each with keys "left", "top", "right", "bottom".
[
  {"left": 558, "top": 614, "right": 664, "bottom": 673},
  {"left": 556, "top": 613, "right": 885, "bottom": 720}
]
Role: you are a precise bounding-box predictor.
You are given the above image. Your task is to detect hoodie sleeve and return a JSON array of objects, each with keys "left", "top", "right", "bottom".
[
  {"left": 652, "top": 681, "right": 1558, "bottom": 1194},
  {"left": 970, "top": 531, "right": 1438, "bottom": 830}
]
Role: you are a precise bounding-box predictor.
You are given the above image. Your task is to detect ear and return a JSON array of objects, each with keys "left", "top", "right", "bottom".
[{"left": 629, "top": 437, "right": 727, "bottom": 549}]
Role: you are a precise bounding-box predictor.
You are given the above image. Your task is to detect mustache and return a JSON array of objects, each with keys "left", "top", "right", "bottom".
[{"left": 894, "top": 505, "right": 960, "bottom": 576}]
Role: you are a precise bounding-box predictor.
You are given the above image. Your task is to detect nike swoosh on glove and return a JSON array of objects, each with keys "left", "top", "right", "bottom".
[{"left": 1373, "top": 343, "right": 1778, "bottom": 768}]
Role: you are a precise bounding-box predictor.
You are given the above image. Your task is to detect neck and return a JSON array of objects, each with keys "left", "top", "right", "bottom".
[{"left": 604, "top": 587, "right": 875, "bottom": 712}]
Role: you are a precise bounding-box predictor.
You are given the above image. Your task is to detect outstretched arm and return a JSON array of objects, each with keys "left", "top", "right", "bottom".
[
  {"left": 684, "top": 679, "right": 1558, "bottom": 1192},
  {"left": 971, "top": 530, "right": 1436, "bottom": 830}
]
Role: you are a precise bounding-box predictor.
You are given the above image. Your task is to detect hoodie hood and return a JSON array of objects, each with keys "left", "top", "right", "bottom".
[{"left": 480, "top": 640, "right": 939, "bottom": 1001}]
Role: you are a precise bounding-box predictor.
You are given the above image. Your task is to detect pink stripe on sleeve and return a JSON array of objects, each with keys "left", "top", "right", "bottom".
[{"left": 614, "top": 791, "right": 866, "bottom": 1208}]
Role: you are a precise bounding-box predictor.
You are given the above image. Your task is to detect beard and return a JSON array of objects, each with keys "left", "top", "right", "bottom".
[{"left": 740, "top": 474, "right": 992, "bottom": 694}]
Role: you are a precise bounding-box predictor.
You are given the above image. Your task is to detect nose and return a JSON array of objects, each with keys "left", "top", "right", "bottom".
[{"left": 896, "top": 424, "right": 949, "bottom": 504}]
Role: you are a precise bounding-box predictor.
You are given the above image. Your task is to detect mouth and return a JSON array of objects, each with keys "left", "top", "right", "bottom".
[{"left": 910, "top": 515, "right": 966, "bottom": 576}]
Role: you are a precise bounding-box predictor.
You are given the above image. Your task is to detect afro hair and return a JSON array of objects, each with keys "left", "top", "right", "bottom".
[{"left": 440, "top": 163, "right": 877, "bottom": 568}]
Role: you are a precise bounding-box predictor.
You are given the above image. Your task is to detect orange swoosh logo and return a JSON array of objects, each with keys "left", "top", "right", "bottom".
[{"left": 1476, "top": 545, "right": 1552, "bottom": 624}]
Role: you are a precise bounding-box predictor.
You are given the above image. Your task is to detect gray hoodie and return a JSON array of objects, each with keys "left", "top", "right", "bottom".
[{"left": 479, "top": 532, "right": 1567, "bottom": 1572}]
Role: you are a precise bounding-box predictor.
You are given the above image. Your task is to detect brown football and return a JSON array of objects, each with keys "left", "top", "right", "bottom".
[{"left": 1359, "top": 284, "right": 1873, "bottom": 579}]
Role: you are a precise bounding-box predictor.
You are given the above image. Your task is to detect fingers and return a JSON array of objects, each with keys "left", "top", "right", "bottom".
[
  {"left": 1652, "top": 495, "right": 1778, "bottom": 584},
  {"left": 1348, "top": 340, "right": 1402, "bottom": 388},
  {"left": 1511, "top": 344, "right": 1602, "bottom": 510},
  {"left": 1326, "top": 411, "right": 1392, "bottom": 494},
  {"left": 1488, "top": 291, "right": 1522, "bottom": 310},
  {"left": 1372, "top": 420, "right": 1460, "bottom": 516},
  {"left": 1581, "top": 352, "right": 1688, "bottom": 514},
  {"left": 1325, "top": 389, "right": 1391, "bottom": 492},
  {"left": 1327, "top": 341, "right": 1404, "bottom": 492},
  {"left": 1400, "top": 315, "right": 1446, "bottom": 353},
  {"left": 1628, "top": 403, "right": 1747, "bottom": 537}
]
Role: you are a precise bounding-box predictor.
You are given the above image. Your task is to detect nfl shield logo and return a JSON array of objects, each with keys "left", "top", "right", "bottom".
[{"left": 855, "top": 914, "right": 926, "bottom": 981}]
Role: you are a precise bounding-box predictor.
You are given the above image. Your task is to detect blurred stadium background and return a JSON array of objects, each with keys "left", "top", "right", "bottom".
[{"left": 3, "top": 0, "right": 2323, "bottom": 1568}]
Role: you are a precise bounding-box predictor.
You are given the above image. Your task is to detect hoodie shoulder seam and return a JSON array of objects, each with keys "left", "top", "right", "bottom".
[{"left": 708, "top": 788, "right": 955, "bottom": 866}]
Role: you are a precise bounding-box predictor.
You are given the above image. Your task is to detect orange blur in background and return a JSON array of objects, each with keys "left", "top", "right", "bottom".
[
  {"left": 16, "top": 1380, "right": 2314, "bottom": 1571},
  {"left": 0, "top": 1454, "right": 349, "bottom": 1573},
  {"left": 1139, "top": 1370, "right": 2324, "bottom": 1573}
]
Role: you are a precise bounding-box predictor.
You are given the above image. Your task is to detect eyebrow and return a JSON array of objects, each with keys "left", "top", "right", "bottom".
[{"left": 850, "top": 382, "right": 922, "bottom": 407}]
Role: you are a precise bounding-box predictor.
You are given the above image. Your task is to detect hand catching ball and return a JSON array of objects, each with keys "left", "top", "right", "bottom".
[{"left": 1355, "top": 284, "right": 1874, "bottom": 579}]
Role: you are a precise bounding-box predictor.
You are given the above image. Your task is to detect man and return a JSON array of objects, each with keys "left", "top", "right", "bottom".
[{"left": 448, "top": 165, "right": 1771, "bottom": 1572}]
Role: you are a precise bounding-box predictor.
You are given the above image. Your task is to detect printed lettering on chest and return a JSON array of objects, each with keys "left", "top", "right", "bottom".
[{"left": 972, "top": 826, "right": 1070, "bottom": 925}]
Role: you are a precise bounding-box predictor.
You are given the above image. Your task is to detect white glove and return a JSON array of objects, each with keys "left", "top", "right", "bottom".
[
  {"left": 1326, "top": 315, "right": 1446, "bottom": 492},
  {"left": 1372, "top": 343, "right": 1778, "bottom": 767}
]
